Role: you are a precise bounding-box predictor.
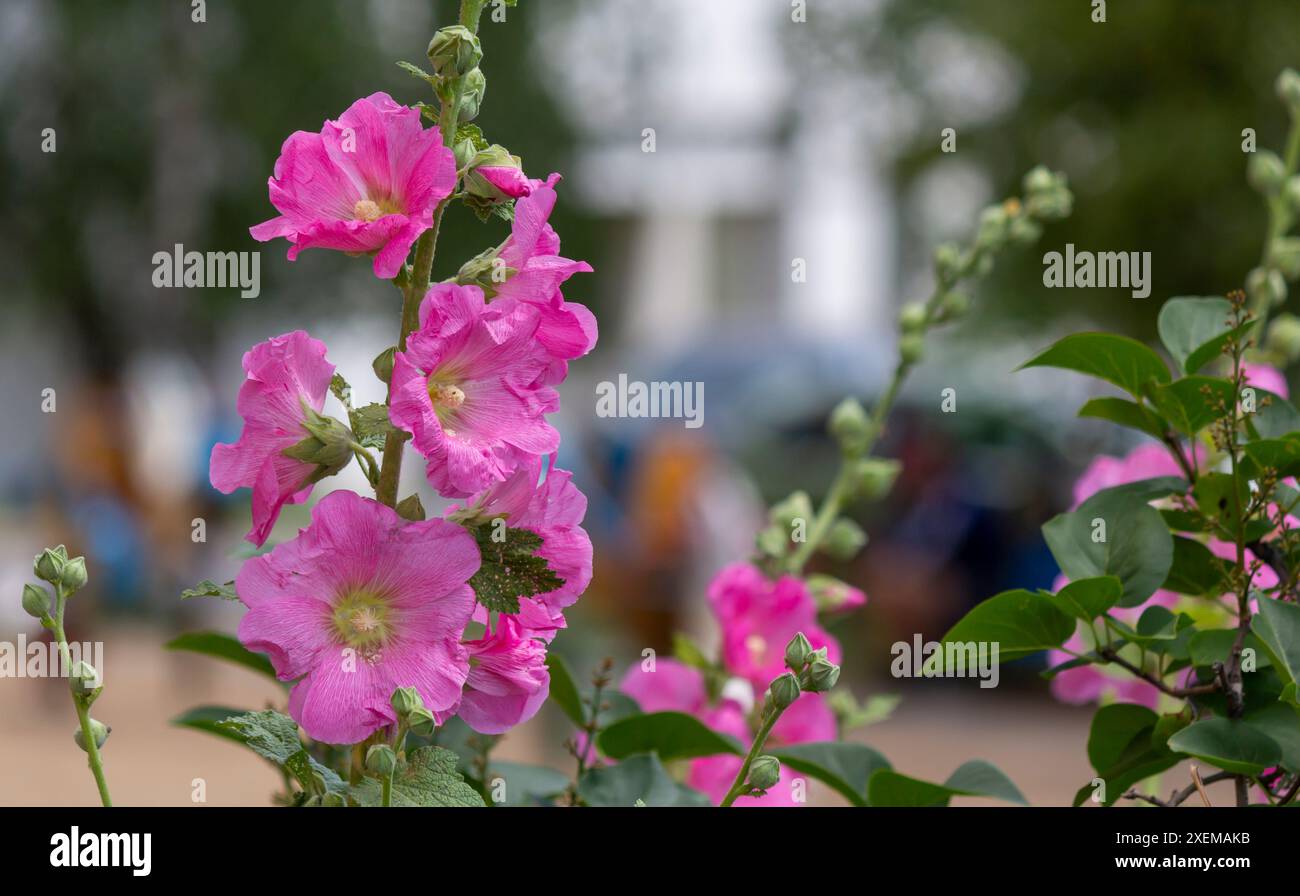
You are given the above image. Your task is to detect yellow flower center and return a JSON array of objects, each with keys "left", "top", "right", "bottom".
[
  {"left": 332, "top": 591, "right": 391, "bottom": 654},
  {"left": 353, "top": 199, "right": 383, "bottom": 222}
]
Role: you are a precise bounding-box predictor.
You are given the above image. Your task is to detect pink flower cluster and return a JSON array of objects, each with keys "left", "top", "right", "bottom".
[
  {"left": 213, "top": 94, "right": 595, "bottom": 744},
  {"left": 617, "top": 563, "right": 864, "bottom": 806}
]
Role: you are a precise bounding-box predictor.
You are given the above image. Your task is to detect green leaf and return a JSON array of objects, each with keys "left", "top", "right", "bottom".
[
  {"left": 1246, "top": 389, "right": 1300, "bottom": 439},
  {"left": 164, "top": 630, "right": 277, "bottom": 681},
  {"left": 1021, "top": 332, "right": 1170, "bottom": 397},
  {"left": 1043, "top": 575, "right": 1123, "bottom": 621},
  {"left": 218, "top": 709, "right": 346, "bottom": 793},
  {"left": 768, "top": 742, "right": 892, "bottom": 807},
  {"left": 396, "top": 60, "right": 437, "bottom": 84},
  {"left": 1087, "top": 704, "right": 1160, "bottom": 772},
  {"left": 1075, "top": 704, "right": 1181, "bottom": 806},
  {"left": 351, "top": 745, "right": 484, "bottom": 807},
  {"left": 578, "top": 753, "right": 711, "bottom": 807},
  {"left": 1192, "top": 472, "right": 1250, "bottom": 537},
  {"left": 1077, "top": 397, "right": 1167, "bottom": 439},
  {"left": 1156, "top": 296, "right": 1241, "bottom": 374},
  {"left": 545, "top": 653, "right": 586, "bottom": 728},
  {"left": 867, "top": 760, "right": 1027, "bottom": 807},
  {"left": 1242, "top": 437, "right": 1300, "bottom": 479},
  {"left": 1188, "top": 629, "right": 1270, "bottom": 669},
  {"left": 1254, "top": 597, "right": 1300, "bottom": 688},
  {"left": 329, "top": 372, "right": 353, "bottom": 409},
  {"left": 179, "top": 579, "right": 238, "bottom": 601},
  {"left": 671, "top": 632, "right": 715, "bottom": 671},
  {"left": 598, "top": 711, "right": 743, "bottom": 761},
  {"left": 1243, "top": 704, "right": 1300, "bottom": 774},
  {"left": 469, "top": 524, "right": 564, "bottom": 615},
  {"left": 348, "top": 403, "right": 393, "bottom": 450},
  {"left": 1167, "top": 717, "right": 1282, "bottom": 775},
  {"left": 455, "top": 122, "right": 488, "bottom": 153},
  {"left": 478, "top": 761, "right": 571, "bottom": 806},
  {"left": 1162, "top": 536, "right": 1225, "bottom": 596},
  {"left": 1150, "top": 376, "right": 1236, "bottom": 436},
  {"left": 1042, "top": 489, "right": 1174, "bottom": 608},
  {"left": 938, "top": 589, "right": 1075, "bottom": 662},
  {"left": 828, "top": 691, "right": 901, "bottom": 731},
  {"left": 170, "top": 705, "right": 254, "bottom": 745}
]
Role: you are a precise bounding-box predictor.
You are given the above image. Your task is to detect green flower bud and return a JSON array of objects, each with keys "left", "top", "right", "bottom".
[
  {"left": 34, "top": 546, "right": 67, "bottom": 584},
  {"left": 755, "top": 524, "right": 790, "bottom": 558},
  {"left": 1266, "top": 313, "right": 1300, "bottom": 362},
  {"left": 939, "top": 290, "right": 971, "bottom": 319},
  {"left": 974, "top": 205, "right": 1011, "bottom": 251},
  {"left": 769, "top": 672, "right": 801, "bottom": 710},
  {"left": 372, "top": 346, "right": 395, "bottom": 385},
  {"left": 899, "top": 301, "right": 928, "bottom": 333},
  {"left": 846, "top": 456, "right": 900, "bottom": 502},
  {"left": 805, "top": 656, "right": 842, "bottom": 693},
  {"left": 283, "top": 407, "right": 356, "bottom": 485},
  {"left": 783, "top": 633, "right": 814, "bottom": 672},
  {"left": 463, "top": 144, "right": 523, "bottom": 210},
  {"left": 365, "top": 743, "right": 398, "bottom": 778},
  {"left": 391, "top": 686, "right": 423, "bottom": 717},
  {"left": 768, "top": 491, "right": 813, "bottom": 531},
  {"left": 59, "top": 556, "right": 88, "bottom": 593},
  {"left": 1022, "top": 168, "right": 1073, "bottom": 221},
  {"left": 1271, "top": 237, "right": 1300, "bottom": 281},
  {"left": 456, "top": 68, "right": 487, "bottom": 122},
  {"left": 823, "top": 517, "right": 867, "bottom": 561},
  {"left": 828, "top": 397, "right": 872, "bottom": 455},
  {"left": 805, "top": 573, "right": 864, "bottom": 614},
  {"left": 74, "top": 719, "right": 110, "bottom": 752},
  {"left": 1007, "top": 214, "right": 1042, "bottom": 246},
  {"left": 933, "top": 242, "right": 964, "bottom": 284},
  {"left": 21, "top": 583, "right": 51, "bottom": 620},
  {"left": 70, "top": 661, "right": 100, "bottom": 696},
  {"left": 1022, "top": 165, "right": 1057, "bottom": 195},
  {"left": 1248, "top": 266, "right": 1287, "bottom": 308},
  {"left": 320, "top": 791, "right": 347, "bottom": 807},
  {"left": 899, "top": 332, "right": 925, "bottom": 365},
  {"left": 1249, "top": 150, "right": 1286, "bottom": 194},
  {"left": 1277, "top": 68, "right": 1300, "bottom": 110},
  {"left": 746, "top": 755, "right": 781, "bottom": 791},
  {"left": 1284, "top": 176, "right": 1300, "bottom": 213},
  {"left": 427, "top": 25, "right": 482, "bottom": 79},
  {"left": 408, "top": 706, "right": 437, "bottom": 737}
]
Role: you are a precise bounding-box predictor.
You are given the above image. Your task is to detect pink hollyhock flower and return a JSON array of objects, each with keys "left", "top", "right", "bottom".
[
  {"left": 250, "top": 92, "right": 456, "bottom": 279},
  {"left": 236, "top": 490, "right": 478, "bottom": 744},
  {"left": 210, "top": 330, "right": 335, "bottom": 546},
  {"left": 707, "top": 563, "right": 841, "bottom": 688},
  {"left": 1071, "top": 442, "right": 1187, "bottom": 509},
  {"left": 449, "top": 456, "right": 593, "bottom": 628},
  {"left": 619, "top": 658, "right": 708, "bottom": 714},
  {"left": 389, "top": 283, "right": 560, "bottom": 497},
  {"left": 476, "top": 166, "right": 533, "bottom": 199},
  {"left": 770, "top": 691, "right": 837, "bottom": 744},
  {"left": 687, "top": 702, "right": 804, "bottom": 807},
  {"left": 457, "top": 615, "right": 550, "bottom": 734},
  {"left": 1244, "top": 363, "right": 1289, "bottom": 399},
  {"left": 493, "top": 173, "right": 596, "bottom": 382}
]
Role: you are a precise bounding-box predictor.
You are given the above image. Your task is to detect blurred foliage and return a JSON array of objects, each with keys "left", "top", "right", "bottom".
[{"left": 795, "top": 0, "right": 1300, "bottom": 338}]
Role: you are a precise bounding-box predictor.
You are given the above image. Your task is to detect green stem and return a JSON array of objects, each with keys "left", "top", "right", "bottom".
[
  {"left": 1253, "top": 113, "right": 1300, "bottom": 331},
  {"left": 719, "top": 704, "right": 785, "bottom": 808},
  {"left": 381, "top": 772, "right": 393, "bottom": 808},
  {"left": 51, "top": 590, "right": 111, "bottom": 807}
]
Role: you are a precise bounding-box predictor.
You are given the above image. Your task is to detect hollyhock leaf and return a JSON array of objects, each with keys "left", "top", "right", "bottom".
[
  {"left": 165, "top": 630, "right": 278, "bottom": 682},
  {"left": 472, "top": 761, "right": 570, "bottom": 806},
  {"left": 597, "top": 711, "right": 744, "bottom": 761},
  {"left": 349, "top": 403, "right": 394, "bottom": 450},
  {"left": 171, "top": 705, "right": 255, "bottom": 745},
  {"left": 469, "top": 525, "right": 563, "bottom": 615},
  {"left": 545, "top": 653, "right": 586, "bottom": 727},
  {"left": 1253, "top": 597, "right": 1300, "bottom": 688},
  {"left": 1042, "top": 490, "right": 1174, "bottom": 608},
  {"left": 1161, "top": 536, "right": 1225, "bottom": 596},
  {"left": 1167, "top": 718, "right": 1282, "bottom": 776},
  {"left": 1020, "top": 332, "right": 1171, "bottom": 397},
  {"left": 769, "top": 742, "right": 892, "bottom": 807},
  {"left": 1246, "top": 388, "right": 1300, "bottom": 439},
  {"left": 180, "top": 579, "right": 238, "bottom": 602},
  {"left": 938, "top": 589, "right": 1075, "bottom": 662},
  {"left": 455, "top": 122, "right": 488, "bottom": 153},
  {"left": 396, "top": 60, "right": 436, "bottom": 84},
  {"left": 1077, "top": 397, "right": 1167, "bottom": 440},
  {"left": 1156, "top": 296, "right": 1245, "bottom": 374},
  {"left": 218, "top": 710, "right": 346, "bottom": 793},
  {"left": 351, "top": 745, "right": 484, "bottom": 807},
  {"left": 578, "top": 753, "right": 710, "bottom": 807},
  {"left": 1150, "top": 376, "right": 1237, "bottom": 436},
  {"left": 329, "top": 373, "right": 353, "bottom": 410}
]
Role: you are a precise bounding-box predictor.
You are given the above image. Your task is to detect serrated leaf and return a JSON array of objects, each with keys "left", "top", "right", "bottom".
[
  {"left": 348, "top": 403, "right": 393, "bottom": 450},
  {"left": 455, "top": 122, "right": 488, "bottom": 152},
  {"left": 329, "top": 373, "right": 352, "bottom": 410},
  {"left": 469, "top": 525, "right": 563, "bottom": 615},
  {"left": 171, "top": 704, "right": 254, "bottom": 745},
  {"left": 396, "top": 60, "right": 436, "bottom": 83},
  {"left": 351, "top": 745, "right": 484, "bottom": 807},
  {"left": 180, "top": 579, "right": 238, "bottom": 601},
  {"left": 217, "top": 709, "right": 346, "bottom": 793}
]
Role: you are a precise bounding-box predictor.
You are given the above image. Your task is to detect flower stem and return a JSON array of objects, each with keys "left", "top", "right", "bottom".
[
  {"left": 719, "top": 703, "right": 785, "bottom": 808},
  {"left": 51, "top": 587, "right": 111, "bottom": 807},
  {"left": 1253, "top": 113, "right": 1300, "bottom": 331}
]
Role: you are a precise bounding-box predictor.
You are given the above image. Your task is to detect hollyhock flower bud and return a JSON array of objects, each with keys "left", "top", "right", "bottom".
[
  {"left": 804, "top": 573, "right": 867, "bottom": 614},
  {"left": 391, "top": 686, "right": 423, "bottom": 717},
  {"left": 282, "top": 407, "right": 357, "bottom": 486},
  {"left": 34, "top": 546, "right": 67, "bottom": 584},
  {"left": 898, "top": 301, "right": 928, "bottom": 333},
  {"left": 408, "top": 707, "right": 437, "bottom": 737},
  {"left": 75, "top": 719, "right": 110, "bottom": 752},
  {"left": 828, "top": 397, "right": 871, "bottom": 454},
  {"left": 805, "top": 656, "right": 841, "bottom": 693},
  {"left": 235, "top": 490, "right": 479, "bottom": 744},
  {"left": 934, "top": 241, "right": 964, "bottom": 283},
  {"left": 456, "top": 67, "right": 487, "bottom": 122},
  {"left": 365, "top": 744, "right": 398, "bottom": 777},
  {"left": 847, "top": 456, "right": 900, "bottom": 501},
  {"left": 21, "top": 584, "right": 51, "bottom": 620},
  {"left": 427, "top": 25, "right": 482, "bottom": 79},
  {"left": 1277, "top": 68, "right": 1300, "bottom": 110},
  {"left": 1267, "top": 314, "right": 1300, "bottom": 363},
  {"left": 210, "top": 331, "right": 337, "bottom": 546},
  {"left": 372, "top": 346, "right": 396, "bottom": 385},
  {"left": 70, "top": 661, "right": 100, "bottom": 696},
  {"left": 464, "top": 145, "right": 530, "bottom": 204},
  {"left": 768, "top": 491, "right": 813, "bottom": 531},
  {"left": 1273, "top": 237, "right": 1300, "bottom": 281},
  {"left": 708, "top": 563, "right": 842, "bottom": 689},
  {"left": 59, "top": 556, "right": 88, "bottom": 593},
  {"left": 389, "top": 284, "right": 560, "bottom": 498},
  {"left": 769, "top": 672, "right": 801, "bottom": 709},
  {"left": 250, "top": 93, "right": 456, "bottom": 279},
  {"left": 746, "top": 755, "right": 781, "bottom": 791},
  {"left": 899, "top": 332, "right": 925, "bottom": 364},
  {"left": 823, "top": 517, "right": 867, "bottom": 560},
  {"left": 1248, "top": 266, "right": 1287, "bottom": 308},
  {"left": 939, "top": 290, "right": 972, "bottom": 318},
  {"left": 783, "top": 633, "right": 814, "bottom": 671},
  {"left": 457, "top": 616, "right": 550, "bottom": 734},
  {"left": 1249, "top": 151, "right": 1286, "bottom": 194}
]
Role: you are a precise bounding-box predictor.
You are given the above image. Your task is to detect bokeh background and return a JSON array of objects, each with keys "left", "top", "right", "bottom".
[{"left": 3, "top": 0, "right": 1299, "bottom": 806}]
